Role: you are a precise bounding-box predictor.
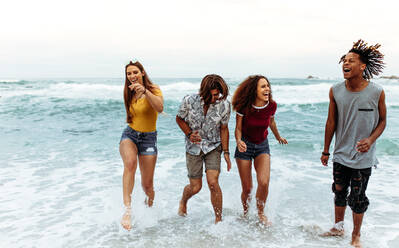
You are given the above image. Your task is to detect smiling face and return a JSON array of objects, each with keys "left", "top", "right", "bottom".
[
  {"left": 126, "top": 65, "right": 144, "bottom": 85},
  {"left": 342, "top": 52, "right": 366, "bottom": 80},
  {"left": 255, "top": 78, "right": 270, "bottom": 103}
]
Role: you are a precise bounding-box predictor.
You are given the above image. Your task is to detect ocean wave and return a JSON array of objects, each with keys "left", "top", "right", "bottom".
[
  {"left": 378, "top": 138, "right": 399, "bottom": 156},
  {"left": 0, "top": 82, "right": 122, "bottom": 100},
  {"left": 0, "top": 79, "right": 21, "bottom": 83},
  {"left": 0, "top": 80, "right": 32, "bottom": 85},
  {"left": 384, "top": 85, "right": 399, "bottom": 106},
  {"left": 160, "top": 81, "right": 333, "bottom": 104},
  {"left": 374, "top": 78, "right": 399, "bottom": 84},
  {"left": 273, "top": 83, "right": 399, "bottom": 106},
  {"left": 272, "top": 83, "right": 331, "bottom": 104},
  {"left": 269, "top": 78, "right": 339, "bottom": 86},
  {"left": 1, "top": 80, "right": 399, "bottom": 107},
  {"left": 0, "top": 81, "right": 198, "bottom": 101},
  {"left": 159, "top": 81, "right": 200, "bottom": 100},
  {"left": 162, "top": 81, "right": 399, "bottom": 105}
]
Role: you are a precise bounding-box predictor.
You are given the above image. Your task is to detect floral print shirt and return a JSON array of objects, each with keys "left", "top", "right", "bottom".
[{"left": 177, "top": 94, "right": 231, "bottom": 155}]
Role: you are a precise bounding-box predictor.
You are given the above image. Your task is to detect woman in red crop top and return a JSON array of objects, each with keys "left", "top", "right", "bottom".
[{"left": 232, "top": 75, "right": 287, "bottom": 225}]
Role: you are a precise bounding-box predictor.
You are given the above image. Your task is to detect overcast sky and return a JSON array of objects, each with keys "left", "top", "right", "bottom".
[{"left": 1, "top": 0, "right": 398, "bottom": 79}]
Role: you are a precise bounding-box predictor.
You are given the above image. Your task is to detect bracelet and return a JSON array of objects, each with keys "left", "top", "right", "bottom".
[
  {"left": 223, "top": 150, "right": 230, "bottom": 155},
  {"left": 187, "top": 131, "right": 192, "bottom": 139},
  {"left": 322, "top": 152, "right": 330, "bottom": 156}
]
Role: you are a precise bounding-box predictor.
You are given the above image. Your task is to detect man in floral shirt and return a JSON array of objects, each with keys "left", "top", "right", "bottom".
[{"left": 176, "top": 74, "right": 231, "bottom": 223}]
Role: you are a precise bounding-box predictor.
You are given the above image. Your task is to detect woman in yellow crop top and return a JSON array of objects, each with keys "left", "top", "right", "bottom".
[{"left": 119, "top": 60, "right": 163, "bottom": 231}]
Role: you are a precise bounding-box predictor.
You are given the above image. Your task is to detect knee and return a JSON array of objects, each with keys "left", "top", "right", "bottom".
[
  {"left": 207, "top": 181, "right": 220, "bottom": 192},
  {"left": 332, "top": 182, "right": 347, "bottom": 193},
  {"left": 124, "top": 159, "right": 137, "bottom": 172},
  {"left": 332, "top": 183, "right": 348, "bottom": 207},
  {"left": 334, "top": 183, "right": 345, "bottom": 192},
  {"left": 257, "top": 179, "right": 269, "bottom": 190},
  {"left": 191, "top": 184, "right": 202, "bottom": 194}
]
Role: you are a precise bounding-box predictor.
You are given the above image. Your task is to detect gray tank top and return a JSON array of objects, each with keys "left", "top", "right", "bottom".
[{"left": 332, "top": 81, "right": 383, "bottom": 169}]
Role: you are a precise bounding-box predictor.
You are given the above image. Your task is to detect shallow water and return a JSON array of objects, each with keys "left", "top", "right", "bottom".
[{"left": 1, "top": 77, "right": 398, "bottom": 248}]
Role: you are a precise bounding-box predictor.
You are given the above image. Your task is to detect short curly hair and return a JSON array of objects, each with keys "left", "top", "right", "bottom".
[{"left": 339, "top": 39, "right": 385, "bottom": 80}]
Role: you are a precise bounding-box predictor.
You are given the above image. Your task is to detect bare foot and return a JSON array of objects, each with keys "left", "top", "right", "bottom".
[
  {"left": 241, "top": 211, "right": 249, "bottom": 219},
  {"left": 121, "top": 208, "right": 132, "bottom": 231},
  {"left": 242, "top": 207, "right": 249, "bottom": 218},
  {"left": 243, "top": 203, "right": 249, "bottom": 218},
  {"left": 144, "top": 197, "right": 154, "bottom": 207},
  {"left": 320, "top": 227, "right": 345, "bottom": 237},
  {"left": 178, "top": 200, "right": 187, "bottom": 216},
  {"left": 215, "top": 216, "right": 222, "bottom": 224},
  {"left": 320, "top": 221, "right": 345, "bottom": 237},
  {"left": 144, "top": 191, "right": 155, "bottom": 207},
  {"left": 351, "top": 234, "right": 362, "bottom": 248},
  {"left": 258, "top": 213, "right": 272, "bottom": 226}
]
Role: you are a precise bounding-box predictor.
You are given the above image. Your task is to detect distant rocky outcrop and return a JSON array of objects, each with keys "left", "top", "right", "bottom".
[
  {"left": 380, "top": 75, "right": 399, "bottom": 79},
  {"left": 306, "top": 75, "right": 318, "bottom": 79}
]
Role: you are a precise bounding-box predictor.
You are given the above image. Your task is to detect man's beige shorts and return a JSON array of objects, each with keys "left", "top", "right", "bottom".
[{"left": 186, "top": 146, "right": 222, "bottom": 178}]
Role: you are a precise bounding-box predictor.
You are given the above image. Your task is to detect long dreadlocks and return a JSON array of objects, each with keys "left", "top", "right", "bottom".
[{"left": 340, "top": 39, "right": 385, "bottom": 80}]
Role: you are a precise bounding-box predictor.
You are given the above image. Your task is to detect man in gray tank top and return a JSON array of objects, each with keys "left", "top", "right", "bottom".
[{"left": 320, "top": 40, "right": 387, "bottom": 247}]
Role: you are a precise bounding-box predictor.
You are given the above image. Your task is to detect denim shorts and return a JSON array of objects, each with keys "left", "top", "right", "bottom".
[
  {"left": 120, "top": 126, "right": 158, "bottom": 155},
  {"left": 234, "top": 137, "right": 270, "bottom": 160}
]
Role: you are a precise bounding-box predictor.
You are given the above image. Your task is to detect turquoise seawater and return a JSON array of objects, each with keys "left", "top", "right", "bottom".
[{"left": 1, "top": 78, "right": 398, "bottom": 247}]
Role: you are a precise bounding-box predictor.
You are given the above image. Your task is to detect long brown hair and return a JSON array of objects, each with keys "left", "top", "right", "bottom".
[
  {"left": 123, "top": 61, "right": 156, "bottom": 123},
  {"left": 199, "top": 74, "right": 229, "bottom": 105},
  {"left": 232, "top": 75, "right": 274, "bottom": 115}
]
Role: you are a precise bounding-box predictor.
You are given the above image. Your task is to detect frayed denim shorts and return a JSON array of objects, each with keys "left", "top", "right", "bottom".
[
  {"left": 120, "top": 126, "right": 157, "bottom": 155},
  {"left": 234, "top": 137, "right": 270, "bottom": 160}
]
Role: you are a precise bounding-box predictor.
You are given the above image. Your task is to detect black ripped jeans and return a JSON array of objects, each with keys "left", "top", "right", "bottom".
[{"left": 332, "top": 162, "right": 372, "bottom": 214}]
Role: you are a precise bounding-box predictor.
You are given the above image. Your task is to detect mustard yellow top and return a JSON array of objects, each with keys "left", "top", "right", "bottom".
[{"left": 128, "top": 88, "right": 163, "bottom": 132}]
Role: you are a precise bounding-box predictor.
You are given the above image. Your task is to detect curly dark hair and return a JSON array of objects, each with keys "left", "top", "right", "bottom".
[
  {"left": 232, "top": 75, "right": 274, "bottom": 115},
  {"left": 339, "top": 39, "right": 385, "bottom": 80}
]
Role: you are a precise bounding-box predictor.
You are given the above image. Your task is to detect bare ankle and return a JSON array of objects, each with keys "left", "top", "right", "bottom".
[
  {"left": 351, "top": 234, "right": 362, "bottom": 247},
  {"left": 124, "top": 205, "right": 131, "bottom": 213},
  {"left": 178, "top": 200, "right": 187, "bottom": 216},
  {"left": 320, "top": 222, "right": 345, "bottom": 237},
  {"left": 121, "top": 207, "right": 132, "bottom": 231}
]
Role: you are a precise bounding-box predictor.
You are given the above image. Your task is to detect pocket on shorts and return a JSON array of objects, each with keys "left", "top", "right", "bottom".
[{"left": 140, "top": 132, "right": 157, "bottom": 154}]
